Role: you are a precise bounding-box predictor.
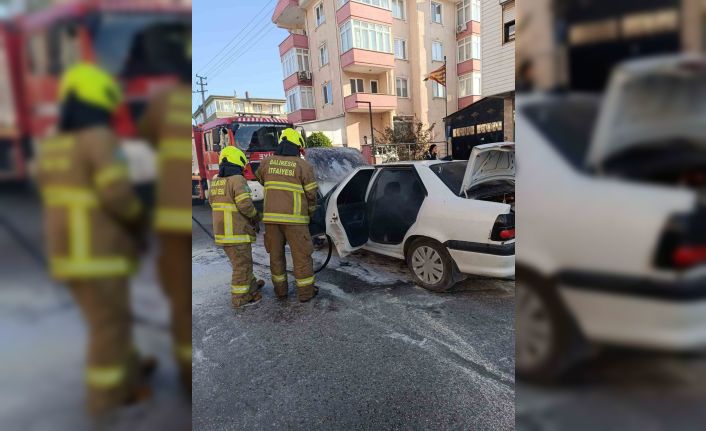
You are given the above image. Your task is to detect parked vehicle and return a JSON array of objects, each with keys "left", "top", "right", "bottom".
[
  {"left": 516, "top": 55, "right": 706, "bottom": 382},
  {"left": 319, "top": 142, "right": 515, "bottom": 292}
]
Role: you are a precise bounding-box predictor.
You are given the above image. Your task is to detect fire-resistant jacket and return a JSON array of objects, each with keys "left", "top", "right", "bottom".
[
  {"left": 37, "top": 127, "right": 143, "bottom": 280},
  {"left": 256, "top": 155, "right": 318, "bottom": 225},
  {"left": 139, "top": 84, "right": 193, "bottom": 233},
  {"left": 208, "top": 174, "right": 258, "bottom": 245}
]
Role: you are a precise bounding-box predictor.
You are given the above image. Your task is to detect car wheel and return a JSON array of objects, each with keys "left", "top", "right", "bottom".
[
  {"left": 516, "top": 267, "right": 587, "bottom": 383},
  {"left": 406, "top": 238, "right": 458, "bottom": 292}
]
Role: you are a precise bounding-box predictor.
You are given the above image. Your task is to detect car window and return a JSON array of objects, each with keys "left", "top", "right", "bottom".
[
  {"left": 522, "top": 98, "right": 599, "bottom": 169},
  {"left": 430, "top": 161, "right": 467, "bottom": 195}
]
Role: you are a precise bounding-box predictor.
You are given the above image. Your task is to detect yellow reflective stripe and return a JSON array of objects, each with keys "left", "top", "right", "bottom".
[
  {"left": 215, "top": 234, "right": 255, "bottom": 244},
  {"left": 155, "top": 208, "right": 192, "bottom": 231},
  {"left": 234, "top": 193, "right": 251, "bottom": 203},
  {"left": 176, "top": 344, "right": 192, "bottom": 363},
  {"left": 223, "top": 208, "right": 233, "bottom": 236},
  {"left": 304, "top": 182, "right": 318, "bottom": 192},
  {"left": 42, "top": 187, "right": 98, "bottom": 206},
  {"left": 231, "top": 284, "right": 250, "bottom": 294},
  {"left": 272, "top": 273, "right": 287, "bottom": 283},
  {"left": 212, "top": 203, "right": 237, "bottom": 210},
  {"left": 69, "top": 206, "right": 89, "bottom": 259},
  {"left": 50, "top": 257, "right": 134, "bottom": 279},
  {"left": 264, "top": 181, "right": 304, "bottom": 193},
  {"left": 159, "top": 138, "right": 192, "bottom": 160},
  {"left": 95, "top": 164, "right": 130, "bottom": 189},
  {"left": 41, "top": 135, "right": 74, "bottom": 152},
  {"left": 296, "top": 276, "right": 315, "bottom": 287},
  {"left": 262, "top": 213, "right": 310, "bottom": 224},
  {"left": 293, "top": 192, "right": 301, "bottom": 216},
  {"left": 85, "top": 366, "right": 126, "bottom": 389}
]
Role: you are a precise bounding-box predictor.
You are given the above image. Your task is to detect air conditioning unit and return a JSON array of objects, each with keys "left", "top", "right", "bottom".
[
  {"left": 298, "top": 71, "right": 312, "bottom": 80},
  {"left": 456, "top": 23, "right": 467, "bottom": 33}
]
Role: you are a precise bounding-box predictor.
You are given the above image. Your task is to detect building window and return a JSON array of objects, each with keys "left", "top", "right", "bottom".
[
  {"left": 315, "top": 2, "right": 326, "bottom": 26},
  {"left": 431, "top": 2, "right": 442, "bottom": 24},
  {"left": 216, "top": 100, "right": 233, "bottom": 113},
  {"left": 396, "top": 77, "right": 409, "bottom": 98},
  {"left": 282, "top": 48, "right": 310, "bottom": 78},
  {"left": 457, "top": 34, "right": 480, "bottom": 62},
  {"left": 458, "top": 72, "right": 481, "bottom": 97},
  {"left": 394, "top": 38, "right": 407, "bottom": 59},
  {"left": 350, "top": 78, "right": 365, "bottom": 94},
  {"left": 370, "top": 80, "right": 379, "bottom": 94},
  {"left": 392, "top": 0, "right": 405, "bottom": 19},
  {"left": 205, "top": 103, "right": 216, "bottom": 117},
  {"left": 319, "top": 43, "right": 329, "bottom": 66},
  {"left": 456, "top": 0, "right": 480, "bottom": 27},
  {"left": 286, "top": 86, "right": 314, "bottom": 111},
  {"left": 323, "top": 81, "right": 333, "bottom": 104},
  {"left": 350, "top": 0, "right": 391, "bottom": 8},
  {"left": 235, "top": 102, "right": 243, "bottom": 112},
  {"left": 339, "top": 19, "right": 392, "bottom": 54},
  {"left": 432, "top": 41, "right": 443, "bottom": 61},
  {"left": 504, "top": 20, "right": 516, "bottom": 43},
  {"left": 272, "top": 104, "right": 281, "bottom": 114},
  {"left": 253, "top": 104, "right": 262, "bottom": 113},
  {"left": 432, "top": 81, "right": 445, "bottom": 98}
]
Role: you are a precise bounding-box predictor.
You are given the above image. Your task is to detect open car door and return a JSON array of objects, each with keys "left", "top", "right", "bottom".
[
  {"left": 460, "top": 142, "right": 515, "bottom": 197},
  {"left": 325, "top": 166, "right": 376, "bottom": 257}
]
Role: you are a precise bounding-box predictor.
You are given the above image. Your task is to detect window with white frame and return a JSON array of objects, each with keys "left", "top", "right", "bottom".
[
  {"left": 456, "top": 0, "right": 480, "bottom": 27},
  {"left": 458, "top": 72, "right": 481, "bottom": 97},
  {"left": 272, "top": 104, "right": 281, "bottom": 114},
  {"left": 315, "top": 2, "right": 326, "bottom": 26},
  {"left": 392, "top": 0, "right": 405, "bottom": 19},
  {"left": 319, "top": 43, "right": 329, "bottom": 66},
  {"left": 394, "top": 38, "right": 406, "bottom": 59},
  {"left": 339, "top": 19, "right": 392, "bottom": 53},
  {"left": 216, "top": 100, "right": 233, "bottom": 113},
  {"left": 353, "top": 0, "right": 391, "bottom": 8},
  {"left": 205, "top": 103, "right": 216, "bottom": 117},
  {"left": 282, "top": 48, "right": 310, "bottom": 78},
  {"left": 432, "top": 41, "right": 443, "bottom": 61},
  {"left": 396, "top": 77, "right": 409, "bottom": 97},
  {"left": 235, "top": 102, "right": 243, "bottom": 112},
  {"left": 457, "top": 34, "right": 480, "bottom": 62},
  {"left": 323, "top": 81, "right": 333, "bottom": 104},
  {"left": 431, "top": 2, "right": 442, "bottom": 24},
  {"left": 432, "top": 81, "right": 445, "bottom": 98},
  {"left": 350, "top": 78, "right": 365, "bottom": 94},
  {"left": 253, "top": 104, "right": 262, "bottom": 113},
  {"left": 286, "top": 86, "right": 314, "bottom": 111}
]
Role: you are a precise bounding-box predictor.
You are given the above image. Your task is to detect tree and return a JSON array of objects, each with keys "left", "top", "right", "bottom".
[
  {"left": 374, "top": 118, "right": 435, "bottom": 160},
  {"left": 305, "top": 132, "right": 333, "bottom": 148}
]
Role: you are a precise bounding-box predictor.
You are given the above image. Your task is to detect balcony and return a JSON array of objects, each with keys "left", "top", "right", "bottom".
[
  {"left": 287, "top": 109, "right": 316, "bottom": 124},
  {"left": 336, "top": 1, "right": 392, "bottom": 25},
  {"left": 344, "top": 93, "right": 397, "bottom": 113},
  {"left": 279, "top": 33, "right": 309, "bottom": 56},
  {"left": 341, "top": 49, "right": 394, "bottom": 74},
  {"left": 272, "top": 0, "right": 305, "bottom": 29},
  {"left": 456, "top": 20, "right": 481, "bottom": 39},
  {"left": 458, "top": 95, "right": 481, "bottom": 110},
  {"left": 283, "top": 70, "right": 313, "bottom": 91},
  {"left": 457, "top": 59, "right": 481, "bottom": 76}
]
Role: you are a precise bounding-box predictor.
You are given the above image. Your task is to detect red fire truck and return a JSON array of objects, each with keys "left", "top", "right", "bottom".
[
  {"left": 192, "top": 116, "right": 294, "bottom": 204},
  {"left": 1, "top": 0, "right": 190, "bottom": 183}
]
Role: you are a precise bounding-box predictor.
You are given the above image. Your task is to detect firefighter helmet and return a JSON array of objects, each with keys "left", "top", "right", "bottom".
[
  {"left": 219, "top": 146, "right": 248, "bottom": 168},
  {"left": 280, "top": 128, "right": 305, "bottom": 148},
  {"left": 59, "top": 63, "right": 122, "bottom": 113}
]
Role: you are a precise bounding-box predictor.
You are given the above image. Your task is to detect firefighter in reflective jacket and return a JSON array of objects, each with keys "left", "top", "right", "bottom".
[
  {"left": 36, "top": 63, "right": 149, "bottom": 415},
  {"left": 209, "top": 146, "right": 265, "bottom": 307},
  {"left": 256, "top": 128, "right": 319, "bottom": 302}
]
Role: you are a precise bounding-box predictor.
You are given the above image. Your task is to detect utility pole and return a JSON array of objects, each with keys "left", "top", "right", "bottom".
[{"left": 194, "top": 74, "right": 208, "bottom": 106}]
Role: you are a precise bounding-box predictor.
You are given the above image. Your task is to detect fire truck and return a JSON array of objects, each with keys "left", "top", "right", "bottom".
[
  {"left": 1, "top": 0, "right": 191, "bottom": 183},
  {"left": 192, "top": 116, "right": 293, "bottom": 204}
]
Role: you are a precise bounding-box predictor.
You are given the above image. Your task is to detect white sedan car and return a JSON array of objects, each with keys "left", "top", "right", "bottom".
[{"left": 322, "top": 142, "right": 516, "bottom": 292}]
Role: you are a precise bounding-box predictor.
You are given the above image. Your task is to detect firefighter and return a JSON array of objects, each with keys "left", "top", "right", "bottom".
[
  {"left": 256, "top": 128, "right": 319, "bottom": 302},
  {"left": 138, "top": 79, "right": 193, "bottom": 391},
  {"left": 209, "top": 146, "right": 265, "bottom": 307},
  {"left": 36, "top": 63, "right": 149, "bottom": 416}
]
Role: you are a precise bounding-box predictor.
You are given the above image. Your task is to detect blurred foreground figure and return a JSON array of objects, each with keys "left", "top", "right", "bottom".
[
  {"left": 36, "top": 63, "right": 149, "bottom": 416},
  {"left": 256, "top": 129, "right": 319, "bottom": 302},
  {"left": 209, "top": 146, "right": 264, "bottom": 308},
  {"left": 139, "top": 62, "right": 193, "bottom": 391}
]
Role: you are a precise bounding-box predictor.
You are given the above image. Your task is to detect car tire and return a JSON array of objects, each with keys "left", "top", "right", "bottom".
[
  {"left": 406, "top": 238, "right": 459, "bottom": 292},
  {"left": 516, "top": 266, "right": 587, "bottom": 383}
]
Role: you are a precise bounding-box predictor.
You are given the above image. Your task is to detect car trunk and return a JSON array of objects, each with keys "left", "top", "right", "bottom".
[{"left": 461, "top": 142, "right": 515, "bottom": 202}]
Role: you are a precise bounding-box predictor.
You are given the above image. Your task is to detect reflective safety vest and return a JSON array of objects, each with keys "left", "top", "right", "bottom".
[
  {"left": 139, "top": 84, "right": 193, "bottom": 233},
  {"left": 208, "top": 174, "right": 258, "bottom": 245},
  {"left": 256, "top": 155, "right": 318, "bottom": 225},
  {"left": 37, "top": 128, "right": 143, "bottom": 280}
]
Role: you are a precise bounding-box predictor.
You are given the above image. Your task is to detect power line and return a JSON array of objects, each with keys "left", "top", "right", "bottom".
[
  {"left": 209, "top": 22, "right": 277, "bottom": 80},
  {"left": 203, "top": 17, "right": 275, "bottom": 78}
]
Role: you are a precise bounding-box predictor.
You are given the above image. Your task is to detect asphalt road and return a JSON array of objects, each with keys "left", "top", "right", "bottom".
[{"left": 191, "top": 204, "right": 516, "bottom": 430}]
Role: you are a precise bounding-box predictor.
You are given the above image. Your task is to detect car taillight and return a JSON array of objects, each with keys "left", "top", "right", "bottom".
[
  {"left": 491, "top": 213, "right": 515, "bottom": 241},
  {"left": 655, "top": 206, "right": 706, "bottom": 270}
]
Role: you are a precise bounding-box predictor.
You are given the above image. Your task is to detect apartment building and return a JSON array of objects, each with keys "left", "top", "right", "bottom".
[
  {"left": 272, "top": 0, "right": 483, "bottom": 154},
  {"left": 193, "top": 94, "right": 287, "bottom": 125}
]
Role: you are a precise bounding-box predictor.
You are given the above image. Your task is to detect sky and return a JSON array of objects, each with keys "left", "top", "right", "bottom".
[{"left": 192, "top": 0, "right": 290, "bottom": 109}]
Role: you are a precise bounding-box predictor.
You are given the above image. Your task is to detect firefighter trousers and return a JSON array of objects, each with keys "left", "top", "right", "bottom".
[
  {"left": 264, "top": 223, "right": 315, "bottom": 300},
  {"left": 223, "top": 243, "right": 261, "bottom": 307},
  {"left": 68, "top": 278, "right": 140, "bottom": 416},
  {"left": 157, "top": 233, "right": 192, "bottom": 391}
]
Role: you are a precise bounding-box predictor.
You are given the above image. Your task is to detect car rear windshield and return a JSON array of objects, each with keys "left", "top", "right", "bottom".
[{"left": 429, "top": 161, "right": 467, "bottom": 195}]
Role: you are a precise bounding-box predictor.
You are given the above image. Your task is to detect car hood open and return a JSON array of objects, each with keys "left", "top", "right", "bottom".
[{"left": 460, "top": 142, "right": 515, "bottom": 196}]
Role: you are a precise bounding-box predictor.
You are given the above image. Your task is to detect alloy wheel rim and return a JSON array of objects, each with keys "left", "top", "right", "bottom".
[{"left": 411, "top": 246, "right": 444, "bottom": 285}]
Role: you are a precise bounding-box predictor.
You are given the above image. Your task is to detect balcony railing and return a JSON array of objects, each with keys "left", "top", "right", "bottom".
[
  {"left": 340, "top": 49, "right": 394, "bottom": 74},
  {"left": 344, "top": 92, "right": 397, "bottom": 112}
]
